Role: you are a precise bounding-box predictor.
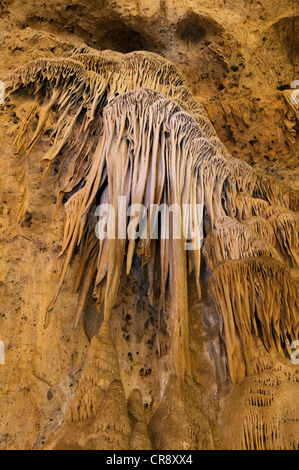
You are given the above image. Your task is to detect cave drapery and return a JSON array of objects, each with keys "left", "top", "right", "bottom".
[{"left": 4, "top": 47, "right": 299, "bottom": 450}]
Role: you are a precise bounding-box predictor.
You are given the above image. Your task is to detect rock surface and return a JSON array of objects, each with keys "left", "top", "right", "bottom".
[{"left": 0, "top": 0, "right": 298, "bottom": 450}]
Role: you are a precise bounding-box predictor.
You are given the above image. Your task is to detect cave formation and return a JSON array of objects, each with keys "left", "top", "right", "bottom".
[{"left": 0, "top": 1, "right": 298, "bottom": 452}]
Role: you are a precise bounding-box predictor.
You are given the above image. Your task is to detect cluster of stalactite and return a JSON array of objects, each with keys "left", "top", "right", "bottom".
[
  {"left": 207, "top": 258, "right": 299, "bottom": 384},
  {"left": 6, "top": 47, "right": 299, "bottom": 449},
  {"left": 224, "top": 354, "right": 299, "bottom": 450},
  {"left": 6, "top": 48, "right": 299, "bottom": 378}
]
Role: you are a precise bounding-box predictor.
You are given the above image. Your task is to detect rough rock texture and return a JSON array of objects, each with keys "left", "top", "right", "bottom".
[{"left": 0, "top": 0, "right": 298, "bottom": 451}]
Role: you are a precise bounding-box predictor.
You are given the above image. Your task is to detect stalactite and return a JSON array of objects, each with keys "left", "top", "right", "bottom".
[
  {"left": 203, "top": 217, "right": 283, "bottom": 273},
  {"left": 209, "top": 258, "right": 299, "bottom": 384},
  {"left": 7, "top": 52, "right": 299, "bottom": 379},
  {"left": 270, "top": 211, "right": 299, "bottom": 267},
  {"left": 244, "top": 216, "right": 276, "bottom": 245}
]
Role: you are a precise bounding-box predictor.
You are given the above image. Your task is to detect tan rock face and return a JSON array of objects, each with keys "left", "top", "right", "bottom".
[{"left": 0, "top": 0, "right": 298, "bottom": 450}]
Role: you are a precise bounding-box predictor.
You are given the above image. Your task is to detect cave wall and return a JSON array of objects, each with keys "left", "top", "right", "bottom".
[{"left": 0, "top": 0, "right": 298, "bottom": 450}]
